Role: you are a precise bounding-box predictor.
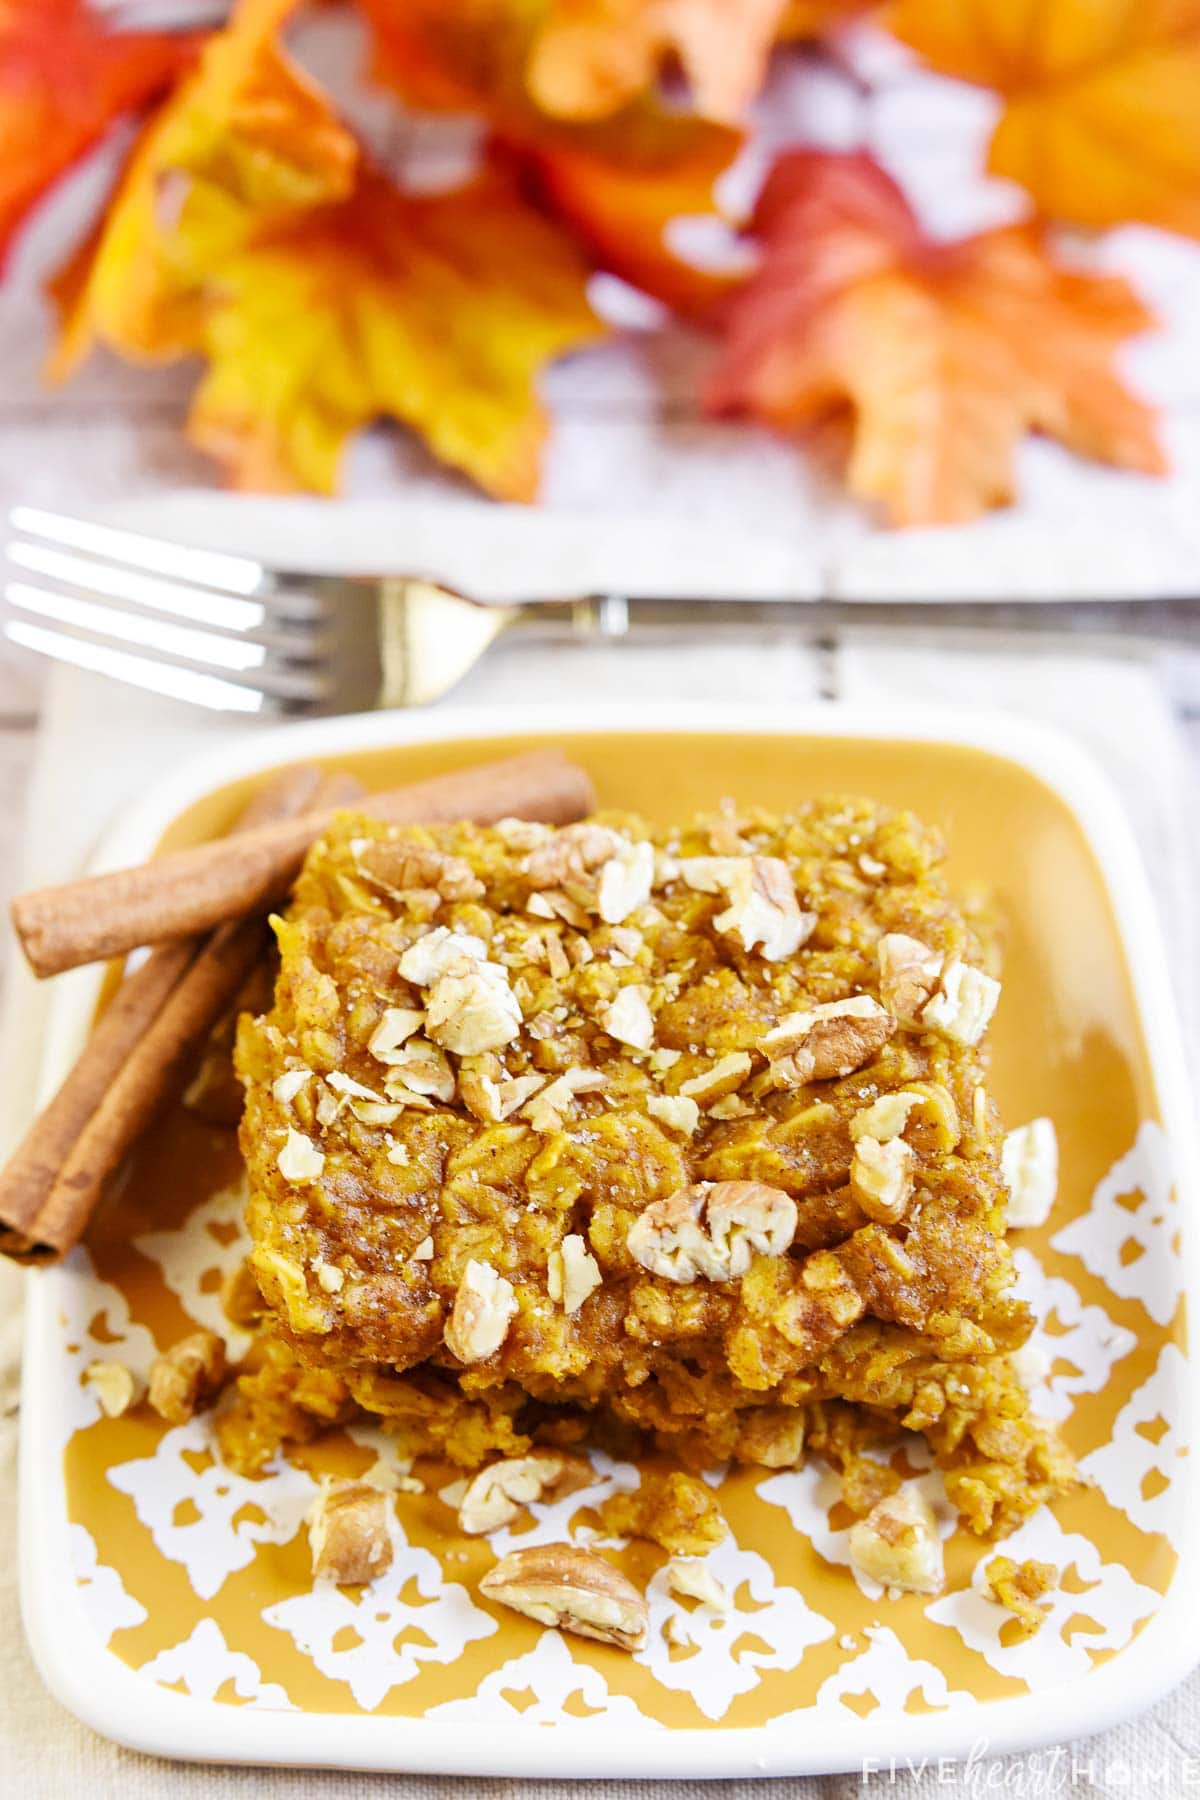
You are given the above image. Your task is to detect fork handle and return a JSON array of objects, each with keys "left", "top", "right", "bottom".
[{"left": 523, "top": 594, "right": 1200, "bottom": 645}]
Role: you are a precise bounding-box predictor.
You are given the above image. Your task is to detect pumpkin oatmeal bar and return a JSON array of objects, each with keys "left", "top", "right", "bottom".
[{"left": 229, "top": 800, "right": 1074, "bottom": 1537}]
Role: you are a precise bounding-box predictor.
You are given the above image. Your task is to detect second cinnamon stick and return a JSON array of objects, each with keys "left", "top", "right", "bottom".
[
  {"left": 0, "top": 763, "right": 337, "bottom": 1262},
  {"left": 13, "top": 748, "right": 594, "bottom": 979}
]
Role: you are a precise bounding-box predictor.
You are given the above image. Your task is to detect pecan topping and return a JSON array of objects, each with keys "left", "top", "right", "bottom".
[
  {"left": 355, "top": 838, "right": 484, "bottom": 904},
  {"left": 877, "top": 932, "right": 944, "bottom": 1025},
  {"left": 681, "top": 855, "right": 815, "bottom": 962},
  {"left": 765, "top": 995, "right": 895, "bottom": 1086},
  {"left": 596, "top": 840, "right": 655, "bottom": 924},
  {"left": 878, "top": 933, "right": 1001, "bottom": 1045},
  {"left": 277, "top": 1127, "right": 324, "bottom": 1183},
  {"left": 444, "top": 1259, "right": 517, "bottom": 1363},
  {"left": 627, "top": 1180, "right": 796, "bottom": 1283},
  {"left": 547, "top": 1232, "right": 602, "bottom": 1313},
  {"left": 600, "top": 984, "right": 654, "bottom": 1051},
  {"left": 850, "top": 1135, "right": 915, "bottom": 1222},
  {"left": 523, "top": 823, "right": 626, "bottom": 888}
]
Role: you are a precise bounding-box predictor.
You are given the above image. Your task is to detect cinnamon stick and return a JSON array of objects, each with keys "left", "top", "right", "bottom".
[
  {"left": 12, "top": 748, "right": 594, "bottom": 979},
  {"left": 0, "top": 764, "right": 349, "bottom": 1263}
]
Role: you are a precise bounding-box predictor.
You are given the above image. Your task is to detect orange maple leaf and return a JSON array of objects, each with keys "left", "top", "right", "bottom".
[
  {"left": 707, "top": 151, "right": 1165, "bottom": 526},
  {"left": 357, "top": 0, "right": 741, "bottom": 308},
  {"left": 890, "top": 0, "right": 1200, "bottom": 236},
  {"left": 0, "top": 0, "right": 198, "bottom": 269},
  {"left": 525, "top": 0, "right": 790, "bottom": 123},
  {"left": 51, "top": 0, "right": 358, "bottom": 374},
  {"left": 187, "top": 166, "right": 606, "bottom": 499}
]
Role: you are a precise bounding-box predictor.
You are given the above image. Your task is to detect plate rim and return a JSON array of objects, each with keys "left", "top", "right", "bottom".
[{"left": 20, "top": 697, "right": 1200, "bottom": 1777}]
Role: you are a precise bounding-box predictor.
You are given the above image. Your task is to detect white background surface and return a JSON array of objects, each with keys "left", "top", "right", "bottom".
[{"left": 1, "top": 12, "right": 1199, "bottom": 1794}]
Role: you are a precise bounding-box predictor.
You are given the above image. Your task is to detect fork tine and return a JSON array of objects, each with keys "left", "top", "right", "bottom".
[
  {"left": 4, "top": 619, "right": 266, "bottom": 714},
  {"left": 6, "top": 540, "right": 267, "bottom": 634},
  {"left": 10, "top": 506, "right": 267, "bottom": 597},
  {"left": 3, "top": 579, "right": 332, "bottom": 706},
  {"left": 6, "top": 579, "right": 270, "bottom": 673}
]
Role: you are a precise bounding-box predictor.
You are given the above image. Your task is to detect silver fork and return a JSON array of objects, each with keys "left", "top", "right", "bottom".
[{"left": 4, "top": 506, "right": 1199, "bottom": 714}]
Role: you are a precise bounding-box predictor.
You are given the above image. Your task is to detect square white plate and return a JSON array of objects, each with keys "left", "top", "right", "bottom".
[{"left": 19, "top": 700, "right": 1200, "bottom": 1777}]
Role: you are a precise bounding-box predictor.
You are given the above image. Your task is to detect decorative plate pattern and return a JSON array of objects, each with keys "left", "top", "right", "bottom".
[{"left": 31, "top": 728, "right": 1193, "bottom": 1750}]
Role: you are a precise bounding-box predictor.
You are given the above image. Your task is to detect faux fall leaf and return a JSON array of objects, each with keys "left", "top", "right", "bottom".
[
  {"left": 358, "top": 0, "right": 741, "bottom": 308},
  {"left": 891, "top": 0, "right": 1200, "bottom": 237},
  {"left": 51, "top": 0, "right": 358, "bottom": 373},
  {"left": 54, "top": 0, "right": 601, "bottom": 498},
  {"left": 0, "top": 0, "right": 197, "bottom": 270},
  {"left": 187, "top": 166, "right": 606, "bottom": 498},
  {"left": 707, "top": 150, "right": 1165, "bottom": 526},
  {"left": 524, "top": 0, "right": 790, "bottom": 123}
]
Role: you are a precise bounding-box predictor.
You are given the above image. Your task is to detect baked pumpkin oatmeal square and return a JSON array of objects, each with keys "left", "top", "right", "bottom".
[{"left": 231, "top": 799, "right": 1075, "bottom": 1538}]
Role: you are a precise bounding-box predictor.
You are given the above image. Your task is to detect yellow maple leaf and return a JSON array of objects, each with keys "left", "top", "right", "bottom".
[
  {"left": 707, "top": 150, "right": 1165, "bottom": 526},
  {"left": 891, "top": 0, "right": 1200, "bottom": 236},
  {"left": 358, "top": 0, "right": 740, "bottom": 308},
  {"left": 188, "top": 165, "right": 605, "bottom": 499},
  {"left": 52, "top": 0, "right": 602, "bottom": 498},
  {"left": 51, "top": 0, "right": 357, "bottom": 374}
]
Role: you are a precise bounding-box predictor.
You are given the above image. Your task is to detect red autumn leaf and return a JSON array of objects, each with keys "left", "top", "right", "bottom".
[
  {"left": 707, "top": 150, "right": 1165, "bottom": 526},
  {"left": 0, "top": 0, "right": 199, "bottom": 269}
]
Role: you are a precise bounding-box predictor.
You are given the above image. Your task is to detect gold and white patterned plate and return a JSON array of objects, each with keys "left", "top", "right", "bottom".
[{"left": 20, "top": 703, "right": 1200, "bottom": 1777}]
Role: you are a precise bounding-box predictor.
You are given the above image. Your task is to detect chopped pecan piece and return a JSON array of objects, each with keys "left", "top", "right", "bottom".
[
  {"left": 397, "top": 925, "right": 489, "bottom": 986},
  {"left": 309, "top": 1479, "right": 395, "bottom": 1584},
  {"left": 851, "top": 1135, "right": 915, "bottom": 1222},
  {"left": 355, "top": 838, "right": 484, "bottom": 903},
  {"left": 147, "top": 1330, "right": 226, "bottom": 1426},
  {"left": 596, "top": 840, "right": 654, "bottom": 924},
  {"left": 1002, "top": 1118, "right": 1058, "bottom": 1228},
  {"left": 83, "top": 1360, "right": 140, "bottom": 1418},
  {"left": 680, "top": 855, "right": 815, "bottom": 962},
  {"left": 457, "top": 1449, "right": 582, "bottom": 1534},
  {"left": 600, "top": 984, "right": 654, "bottom": 1051},
  {"left": 764, "top": 994, "right": 895, "bottom": 1085},
  {"left": 878, "top": 933, "right": 1000, "bottom": 1046},
  {"left": 480, "top": 1543, "right": 647, "bottom": 1650},
  {"left": 627, "top": 1180, "right": 796, "bottom": 1283},
  {"left": 277, "top": 1127, "right": 324, "bottom": 1183},
  {"left": 547, "top": 1232, "right": 602, "bottom": 1314},
  {"left": 444, "top": 1259, "right": 517, "bottom": 1363},
  {"left": 523, "top": 823, "right": 627, "bottom": 888},
  {"left": 645, "top": 1093, "right": 699, "bottom": 1136},
  {"left": 666, "top": 1559, "right": 731, "bottom": 1611},
  {"left": 848, "top": 1484, "right": 944, "bottom": 1595},
  {"left": 425, "top": 960, "right": 522, "bottom": 1056}
]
